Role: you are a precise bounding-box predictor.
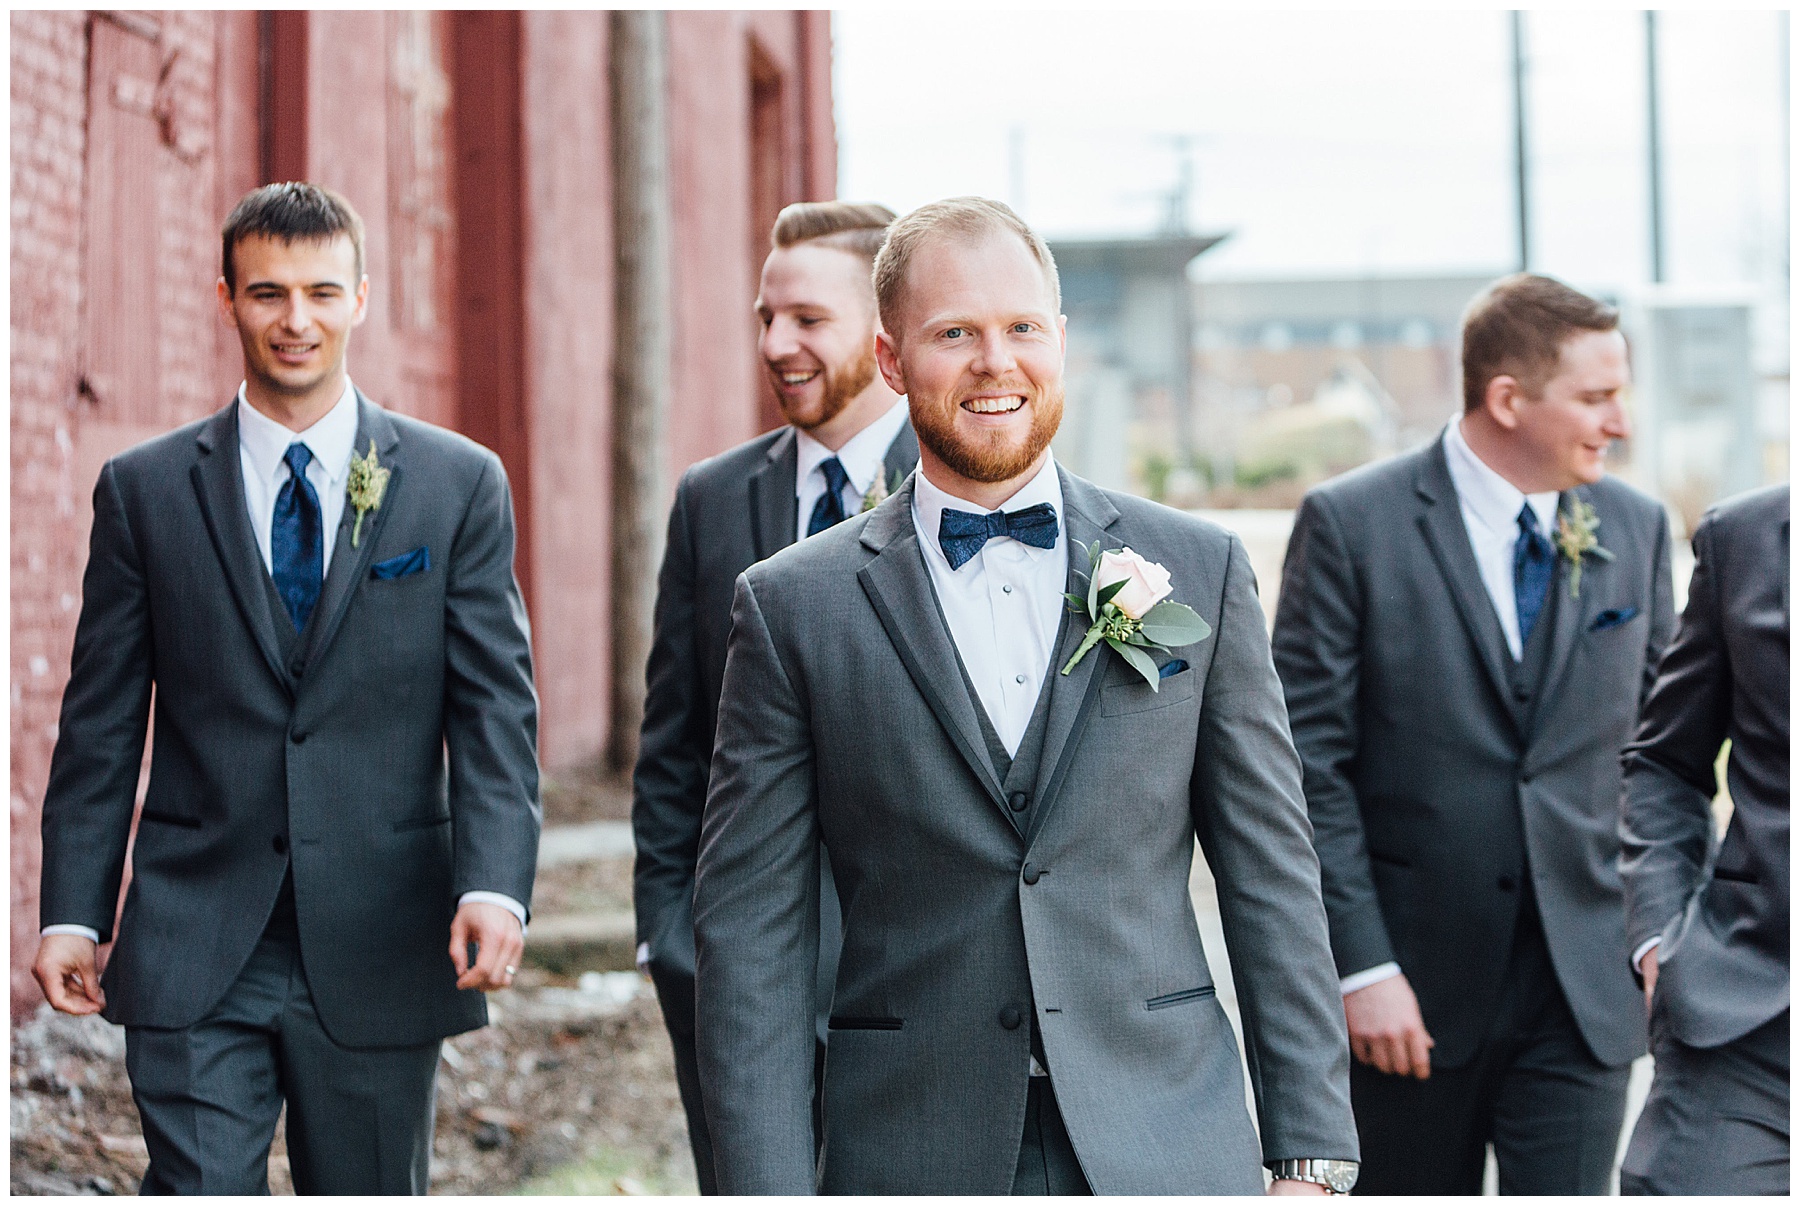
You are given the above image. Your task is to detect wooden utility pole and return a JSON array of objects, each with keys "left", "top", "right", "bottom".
[{"left": 608, "top": 10, "right": 671, "bottom": 773}]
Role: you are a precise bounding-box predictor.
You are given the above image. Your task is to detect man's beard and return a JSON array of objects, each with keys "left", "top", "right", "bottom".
[
  {"left": 772, "top": 346, "right": 877, "bottom": 432},
  {"left": 911, "top": 382, "right": 1064, "bottom": 485}
]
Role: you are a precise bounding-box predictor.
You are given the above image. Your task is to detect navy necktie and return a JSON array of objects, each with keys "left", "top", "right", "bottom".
[
  {"left": 272, "top": 442, "right": 324, "bottom": 632},
  {"left": 807, "top": 457, "right": 851, "bottom": 537},
  {"left": 1513, "top": 502, "right": 1555, "bottom": 648},
  {"left": 938, "top": 502, "right": 1059, "bottom": 571}
]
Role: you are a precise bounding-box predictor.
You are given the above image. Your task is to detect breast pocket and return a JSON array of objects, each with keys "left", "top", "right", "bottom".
[{"left": 1100, "top": 665, "right": 1198, "bottom": 717}]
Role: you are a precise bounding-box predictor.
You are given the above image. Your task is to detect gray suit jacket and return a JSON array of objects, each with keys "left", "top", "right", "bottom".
[
  {"left": 1272, "top": 434, "right": 1675, "bottom": 1069},
  {"left": 694, "top": 468, "right": 1356, "bottom": 1195},
  {"left": 39, "top": 394, "right": 541, "bottom": 1049},
  {"left": 1621, "top": 484, "right": 1789, "bottom": 1049},
  {"left": 631, "top": 420, "right": 917, "bottom": 1010}
]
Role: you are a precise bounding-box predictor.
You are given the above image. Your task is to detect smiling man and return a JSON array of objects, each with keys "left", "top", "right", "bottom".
[
  {"left": 631, "top": 200, "right": 916, "bottom": 1194},
  {"left": 1272, "top": 274, "right": 1676, "bottom": 1194},
  {"left": 694, "top": 197, "right": 1358, "bottom": 1195},
  {"left": 33, "top": 183, "right": 540, "bottom": 1194}
]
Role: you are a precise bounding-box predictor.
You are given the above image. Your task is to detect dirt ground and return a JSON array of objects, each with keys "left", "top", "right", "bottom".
[{"left": 10, "top": 970, "right": 695, "bottom": 1196}]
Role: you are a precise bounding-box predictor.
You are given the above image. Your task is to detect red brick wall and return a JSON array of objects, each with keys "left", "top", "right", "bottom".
[{"left": 11, "top": 10, "right": 836, "bottom": 1020}]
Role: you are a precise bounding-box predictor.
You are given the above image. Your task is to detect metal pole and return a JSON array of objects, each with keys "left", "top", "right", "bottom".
[
  {"left": 608, "top": 10, "right": 671, "bottom": 773},
  {"left": 1511, "top": 11, "right": 1531, "bottom": 272},
  {"left": 1647, "top": 11, "right": 1666, "bottom": 283}
]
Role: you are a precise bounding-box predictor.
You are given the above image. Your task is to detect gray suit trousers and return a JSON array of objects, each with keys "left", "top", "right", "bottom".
[
  {"left": 125, "top": 897, "right": 441, "bottom": 1194},
  {"left": 1621, "top": 1009, "right": 1789, "bottom": 1195}
]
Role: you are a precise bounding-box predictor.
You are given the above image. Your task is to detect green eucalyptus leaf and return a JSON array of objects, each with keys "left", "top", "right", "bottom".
[
  {"left": 1137, "top": 600, "right": 1213, "bottom": 647},
  {"left": 1106, "top": 637, "right": 1161, "bottom": 690},
  {"left": 1095, "top": 578, "right": 1128, "bottom": 610},
  {"left": 1064, "top": 592, "right": 1089, "bottom": 612},
  {"left": 1590, "top": 546, "right": 1616, "bottom": 562}
]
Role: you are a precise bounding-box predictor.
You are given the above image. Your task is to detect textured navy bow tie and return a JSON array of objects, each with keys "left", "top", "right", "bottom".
[{"left": 938, "top": 501, "right": 1059, "bottom": 570}]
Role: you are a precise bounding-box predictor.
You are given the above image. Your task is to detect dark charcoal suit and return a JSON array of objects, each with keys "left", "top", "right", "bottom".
[
  {"left": 631, "top": 419, "right": 917, "bottom": 1193},
  {"left": 39, "top": 394, "right": 540, "bottom": 1193},
  {"left": 1273, "top": 433, "right": 1675, "bottom": 1194},
  {"left": 1619, "top": 484, "right": 1789, "bottom": 1195},
  {"left": 694, "top": 469, "right": 1357, "bottom": 1194}
]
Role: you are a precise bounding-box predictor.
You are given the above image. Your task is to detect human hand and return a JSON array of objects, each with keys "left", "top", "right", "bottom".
[
  {"left": 1641, "top": 948, "right": 1659, "bottom": 1014},
  {"left": 449, "top": 901, "right": 524, "bottom": 991},
  {"left": 1268, "top": 1179, "right": 1330, "bottom": 1195},
  {"left": 1343, "top": 972, "right": 1434, "bottom": 1079},
  {"left": 33, "top": 934, "right": 105, "bottom": 1015}
]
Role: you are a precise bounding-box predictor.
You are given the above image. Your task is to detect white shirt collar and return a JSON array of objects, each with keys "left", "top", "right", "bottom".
[
  {"left": 794, "top": 398, "right": 910, "bottom": 499},
  {"left": 912, "top": 453, "right": 1064, "bottom": 574},
  {"left": 236, "top": 379, "right": 360, "bottom": 487},
  {"left": 1444, "top": 416, "right": 1559, "bottom": 541}
]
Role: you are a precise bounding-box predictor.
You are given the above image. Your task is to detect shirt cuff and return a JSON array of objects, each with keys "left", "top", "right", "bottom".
[
  {"left": 41, "top": 924, "right": 101, "bottom": 943},
  {"left": 458, "top": 892, "right": 528, "bottom": 934},
  {"left": 1339, "top": 961, "right": 1402, "bottom": 995},
  {"left": 1632, "top": 937, "right": 1660, "bottom": 973},
  {"left": 636, "top": 942, "right": 651, "bottom": 973}
]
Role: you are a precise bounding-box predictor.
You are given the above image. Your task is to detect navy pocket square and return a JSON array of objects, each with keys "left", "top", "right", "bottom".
[
  {"left": 370, "top": 546, "right": 430, "bottom": 580},
  {"left": 1590, "top": 606, "right": 1639, "bottom": 632},
  {"left": 1159, "top": 658, "right": 1189, "bottom": 680}
]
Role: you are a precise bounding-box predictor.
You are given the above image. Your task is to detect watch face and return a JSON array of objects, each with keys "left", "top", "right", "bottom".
[{"left": 1317, "top": 1161, "right": 1359, "bottom": 1193}]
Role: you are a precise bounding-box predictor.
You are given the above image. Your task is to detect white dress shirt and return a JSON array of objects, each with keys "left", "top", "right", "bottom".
[
  {"left": 44, "top": 380, "right": 526, "bottom": 942},
  {"left": 1339, "top": 418, "right": 1560, "bottom": 996},
  {"left": 910, "top": 456, "right": 1067, "bottom": 756},
  {"left": 794, "top": 399, "right": 910, "bottom": 539}
]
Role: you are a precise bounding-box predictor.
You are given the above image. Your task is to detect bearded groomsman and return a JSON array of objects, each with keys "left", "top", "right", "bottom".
[
  {"left": 694, "top": 197, "right": 1357, "bottom": 1195},
  {"left": 1619, "top": 483, "right": 1788, "bottom": 1195},
  {"left": 1273, "top": 274, "right": 1675, "bottom": 1194},
  {"left": 33, "top": 183, "right": 540, "bottom": 1194},
  {"left": 631, "top": 201, "right": 917, "bottom": 1194}
]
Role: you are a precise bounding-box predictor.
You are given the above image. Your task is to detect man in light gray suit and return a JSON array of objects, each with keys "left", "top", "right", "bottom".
[
  {"left": 1619, "top": 483, "right": 1789, "bottom": 1195},
  {"left": 694, "top": 197, "right": 1358, "bottom": 1195},
  {"left": 1273, "top": 274, "right": 1675, "bottom": 1194},
  {"left": 33, "top": 184, "right": 540, "bottom": 1194}
]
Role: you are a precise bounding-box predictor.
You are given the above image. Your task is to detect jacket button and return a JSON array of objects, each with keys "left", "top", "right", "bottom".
[
  {"left": 998, "top": 1005, "right": 1022, "bottom": 1030},
  {"left": 272, "top": 834, "right": 289, "bottom": 855},
  {"left": 1021, "top": 863, "right": 1041, "bottom": 885},
  {"left": 1009, "top": 792, "right": 1029, "bottom": 813},
  {"left": 1497, "top": 875, "right": 1516, "bottom": 891},
  {"left": 291, "top": 730, "right": 308, "bottom": 745}
]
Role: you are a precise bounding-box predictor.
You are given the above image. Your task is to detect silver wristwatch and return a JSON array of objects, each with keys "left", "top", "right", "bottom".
[{"left": 1268, "top": 1158, "right": 1358, "bottom": 1194}]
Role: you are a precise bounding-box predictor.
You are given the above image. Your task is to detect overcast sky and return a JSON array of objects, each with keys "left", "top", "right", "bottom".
[{"left": 834, "top": 10, "right": 1787, "bottom": 296}]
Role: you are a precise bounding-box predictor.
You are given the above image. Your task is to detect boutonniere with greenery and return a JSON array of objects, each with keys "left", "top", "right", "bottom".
[
  {"left": 346, "top": 438, "right": 390, "bottom": 548},
  {"left": 1553, "top": 496, "right": 1614, "bottom": 599},
  {"left": 860, "top": 468, "right": 906, "bottom": 513},
  {"left": 1060, "top": 541, "right": 1213, "bottom": 689}
]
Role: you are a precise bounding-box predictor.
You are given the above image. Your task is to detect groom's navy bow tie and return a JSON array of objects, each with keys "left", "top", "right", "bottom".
[{"left": 938, "top": 502, "right": 1059, "bottom": 570}]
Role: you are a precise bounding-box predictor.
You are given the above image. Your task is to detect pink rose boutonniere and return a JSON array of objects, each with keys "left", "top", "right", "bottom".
[{"left": 1060, "top": 541, "right": 1213, "bottom": 690}]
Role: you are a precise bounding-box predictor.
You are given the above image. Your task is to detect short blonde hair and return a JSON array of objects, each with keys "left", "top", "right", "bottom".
[
  {"left": 770, "top": 201, "right": 895, "bottom": 266},
  {"left": 872, "top": 197, "right": 1061, "bottom": 333}
]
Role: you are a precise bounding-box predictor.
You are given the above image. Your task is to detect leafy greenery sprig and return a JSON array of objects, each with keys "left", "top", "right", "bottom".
[{"left": 1059, "top": 539, "right": 1213, "bottom": 690}]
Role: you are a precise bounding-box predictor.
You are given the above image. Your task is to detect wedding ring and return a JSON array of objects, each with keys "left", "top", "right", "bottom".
[{"left": 504, "top": 966, "right": 517, "bottom": 976}]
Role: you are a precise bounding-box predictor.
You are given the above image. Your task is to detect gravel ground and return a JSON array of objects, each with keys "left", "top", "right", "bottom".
[
  {"left": 9, "top": 971, "right": 694, "bottom": 1196},
  {"left": 541, "top": 768, "right": 631, "bottom": 828},
  {"left": 533, "top": 858, "right": 634, "bottom": 919}
]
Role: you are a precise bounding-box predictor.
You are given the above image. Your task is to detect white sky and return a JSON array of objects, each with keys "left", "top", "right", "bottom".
[{"left": 834, "top": 9, "right": 1788, "bottom": 294}]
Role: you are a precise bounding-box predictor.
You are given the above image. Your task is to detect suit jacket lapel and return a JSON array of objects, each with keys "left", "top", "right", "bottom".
[
  {"left": 1534, "top": 486, "right": 1605, "bottom": 720},
  {"left": 1413, "top": 438, "right": 1521, "bottom": 733},
  {"left": 1024, "top": 469, "right": 1120, "bottom": 848},
  {"left": 856, "top": 478, "right": 1012, "bottom": 821},
  {"left": 882, "top": 417, "right": 920, "bottom": 487},
  {"left": 298, "top": 392, "right": 401, "bottom": 673},
  {"left": 189, "top": 400, "right": 295, "bottom": 695},
  {"left": 747, "top": 427, "right": 799, "bottom": 560}
]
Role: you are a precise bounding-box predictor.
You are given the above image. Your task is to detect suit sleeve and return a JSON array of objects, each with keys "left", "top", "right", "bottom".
[
  {"left": 442, "top": 454, "right": 541, "bottom": 911},
  {"left": 1619, "top": 511, "right": 1727, "bottom": 962},
  {"left": 1270, "top": 491, "right": 1394, "bottom": 978},
  {"left": 1193, "top": 534, "right": 1359, "bottom": 1165},
  {"left": 39, "top": 461, "right": 155, "bottom": 939},
  {"left": 693, "top": 573, "right": 820, "bottom": 1194},
  {"left": 631, "top": 473, "right": 708, "bottom": 976}
]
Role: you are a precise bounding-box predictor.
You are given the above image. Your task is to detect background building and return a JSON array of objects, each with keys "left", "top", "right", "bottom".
[{"left": 11, "top": 9, "right": 835, "bottom": 1020}]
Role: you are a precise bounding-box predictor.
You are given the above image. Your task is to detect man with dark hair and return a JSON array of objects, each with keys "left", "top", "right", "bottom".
[
  {"left": 33, "top": 182, "right": 541, "bottom": 1194},
  {"left": 694, "top": 197, "right": 1357, "bottom": 1194},
  {"left": 1273, "top": 272, "right": 1676, "bottom": 1193},
  {"left": 631, "top": 199, "right": 917, "bottom": 1194},
  {"left": 1619, "top": 483, "right": 1789, "bottom": 1195}
]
